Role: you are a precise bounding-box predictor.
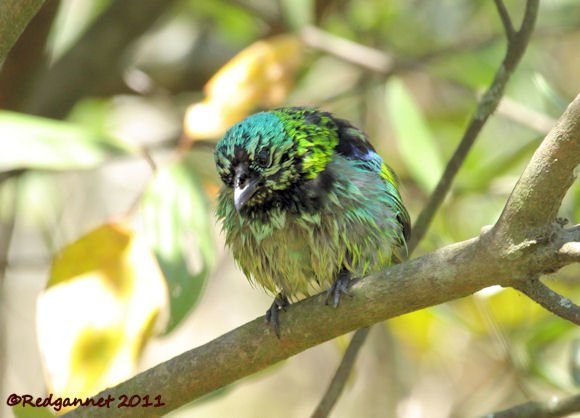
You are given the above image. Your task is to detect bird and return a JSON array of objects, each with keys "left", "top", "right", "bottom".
[{"left": 214, "top": 107, "right": 411, "bottom": 336}]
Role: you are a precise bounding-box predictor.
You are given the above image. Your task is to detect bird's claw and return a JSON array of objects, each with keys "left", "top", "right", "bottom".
[
  {"left": 265, "top": 293, "right": 289, "bottom": 338},
  {"left": 325, "top": 271, "right": 353, "bottom": 307}
]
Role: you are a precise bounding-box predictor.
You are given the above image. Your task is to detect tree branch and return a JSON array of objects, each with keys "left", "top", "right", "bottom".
[
  {"left": 300, "top": 25, "right": 500, "bottom": 77},
  {"left": 63, "top": 90, "right": 580, "bottom": 418},
  {"left": 300, "top": 26, "right": 395, "bottom": 74},
  {"left": 408, "top": 0, "right": 540, "bottom": 252},
  {"left": 24, "top": 0, "right": 178, "bottom": 119},
  {"left": 513, "top": 279, "right": 580, "bottom": 325},
  {"left": 310, "top": 327, "right": 371, "bottom": 418},
  {"left": 481, "top": 393, "right": 580, "bottom": 418},
  {"left": 496, "top": 96, "right": 556, "bottom": 134},
  {"left": 0, "top": 0, "right": 60, "bottom": 110},
  {"left": 493, "top": 94, "right": 580, "bottom": 243},
  {"left": 0, "top": 0, "right": 46, "bottom": 65},
  {"left": 62, "top": 228, "right": 579, "bottom": 418},
  {"left": 494, "top": 0, "right": 515, "bottom": 40}
]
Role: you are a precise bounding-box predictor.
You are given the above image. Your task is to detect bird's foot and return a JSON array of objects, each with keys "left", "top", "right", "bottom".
[
  {"left": 265, "top": 293, "right": 289, "bottom": 338},
  {"left": 325, "top": 271, "right": 353, "bottom": 307}
]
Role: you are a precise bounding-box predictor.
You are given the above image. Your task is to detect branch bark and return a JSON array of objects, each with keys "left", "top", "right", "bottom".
[
  {"left": 493, "top": 95, "right": 580, "bottom": 243},
  {"left": 63, "top": 92, "right": 580, "bottom": 418},
  {"left": 494, "top": 0, "right": 515, "bottom": 40},
  {"left": 310, "top": 327, "right": 371, "bottom": 418},
  {"left": 0, "top": 0, "right": 46, "bottom": 65},
  {"left": 513, "top": 279, "right": 580, "bottom": 325},
  {"left": 481, "top": 393, "right": 580, "bottom": 418}
]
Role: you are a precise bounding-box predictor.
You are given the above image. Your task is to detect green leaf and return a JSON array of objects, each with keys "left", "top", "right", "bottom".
[
  {"left": 280, "top": 0, "right": 313, "bottom": 29},
  {"left": 428, "top": 44, "right": 502, "bottom": 89},
  {"left": 385, "top": 78, "right": 443, "bottom": 192},
  {"left": 0, "top": 111, "right": 132, "bottom": 171},
  {"left": 457, "top": 136, "right": 540, "bottom": 192},
  {"left": 141, "top": 157, "right": 215, "bottom": 333}
]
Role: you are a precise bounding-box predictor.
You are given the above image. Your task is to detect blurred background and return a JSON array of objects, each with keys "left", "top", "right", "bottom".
[{"left": 1, "top": 0, "right": 580, "bottom": 417}]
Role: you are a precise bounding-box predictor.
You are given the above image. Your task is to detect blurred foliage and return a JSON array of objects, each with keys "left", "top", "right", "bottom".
[
  {"left": 37, "top": 223, "right": 167, "bottom": 412},
  {"left": 184, "top": 34, "right": 303, "bottom": 139},
  {"left": 385, "top": 78, "right": 443, "bottom": 192},
  {"left": 0, "top": 111, "right": 132, "bottom": 171},
  {"left": 141, "top": 158, "right": 214, "bottom": 332},
  {"left": 1, "top": 0, "right": 579, "bottom": 417},
  {"left": 12, "top": 404, "right": 55, "bottom": 418}
]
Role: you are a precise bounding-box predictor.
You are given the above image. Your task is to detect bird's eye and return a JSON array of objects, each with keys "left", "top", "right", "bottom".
[{"left": 255, "top": 148, "right": 270, "bottom": 168}]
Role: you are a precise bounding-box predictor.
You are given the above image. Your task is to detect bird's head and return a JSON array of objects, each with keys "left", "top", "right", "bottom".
[{"left": 214, "top": 109, "right": 338, "bottom": 214}]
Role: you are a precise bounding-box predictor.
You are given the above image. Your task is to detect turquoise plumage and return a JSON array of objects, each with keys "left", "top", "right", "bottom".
[{"left": 215, "top": 107, "right": 410, "bottom": 335}]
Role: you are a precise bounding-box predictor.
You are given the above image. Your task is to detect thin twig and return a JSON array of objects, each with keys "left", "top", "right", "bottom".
[
  {"left": 494, "top": 0, "right": 516, "bottom": 40},
  {"left": 480, "top": 393, "right": 580, "bottom": 418},
  {"left": 300, "top": 25, "right": 500, "bottom": 77},
  {"left": 300, "top": 26, "right": 395, "bottom": 74},
  {"left": 311, "top": 2, "right": 541, "bottom": 417},
  {"left": 513, "top": 279, "right": 580, "bottom": 326},
  {"left": 408, "top": 0, "right": 540, "bottom": 252},
  {"left": 310, "top": 328, "right": 371, "bottom": 418},
  {"left": 496, "top": 96, "right": 556, "bottom": 134}
]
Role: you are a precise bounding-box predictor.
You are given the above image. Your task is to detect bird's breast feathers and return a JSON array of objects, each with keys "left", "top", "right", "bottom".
[
  {"left": 215, "top": 107, "right": 410, "bottom": 298},
  {"left": 218, "top": 156, "right": 403, "bottom": 297}
]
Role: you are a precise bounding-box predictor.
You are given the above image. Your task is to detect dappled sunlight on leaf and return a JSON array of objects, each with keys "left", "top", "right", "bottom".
[
  {"left": 36, "top": 223, "right": 168, "bottom": 413},
  {"left": 184, "top": 34, "right": 304, "bottom": 140}
]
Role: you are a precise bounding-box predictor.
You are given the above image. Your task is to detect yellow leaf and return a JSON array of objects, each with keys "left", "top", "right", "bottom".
[
  {"left": 184, "top": 34, "right": 304, "bottom": 139},
  {"left": 36, "top": 223, "right": 168, "bottom": 414},
  {"left": 487, "top": 287, "right": 547, "bottom": 327},
  {"left": 452, "top": 286, "right": 549, "bottom": 336},
  {"left": 390, "top": 309, "right": 439, "bottom": 354}
]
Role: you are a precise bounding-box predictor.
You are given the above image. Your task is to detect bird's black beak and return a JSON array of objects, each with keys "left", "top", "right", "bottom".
[{"left": 234, "top": 167, "right": 261, "bottom": 211}]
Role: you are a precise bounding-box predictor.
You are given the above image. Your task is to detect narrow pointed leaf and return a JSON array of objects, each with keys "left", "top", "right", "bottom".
[
  {"left": 385, "top": 78, "right": 443, "bottom": 192},
  {"left": 141, "top": 158, "right": 215, "bottom": 332}
]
